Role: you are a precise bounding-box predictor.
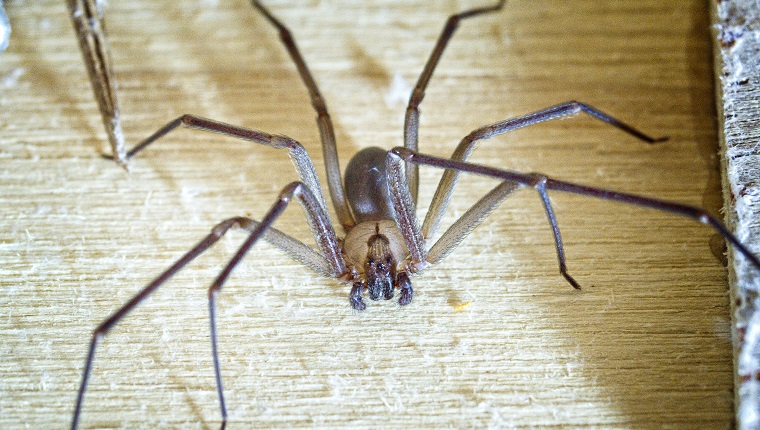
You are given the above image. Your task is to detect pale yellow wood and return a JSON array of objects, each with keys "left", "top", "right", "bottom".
[{"left": 0, "top": 0, "right": 731, "bottom": 428}]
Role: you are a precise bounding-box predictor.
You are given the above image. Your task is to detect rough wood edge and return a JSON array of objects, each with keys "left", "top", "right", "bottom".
[{"left": 711, "top": 1, "right": 760, "bottom": 428}]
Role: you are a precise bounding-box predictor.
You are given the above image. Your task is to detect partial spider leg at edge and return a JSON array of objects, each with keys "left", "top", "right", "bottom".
[
  {"left": 423, "top": 101, "right": 670, "bottom": 240},
  {"left": 67, "top": 0, "right": 127, "bottom": 167},
  {"left": 70, "top": 182, "right": 345, "bottom": 430},
  {"left": 387, "top": 147, "right": 760, "bottom": 285}
]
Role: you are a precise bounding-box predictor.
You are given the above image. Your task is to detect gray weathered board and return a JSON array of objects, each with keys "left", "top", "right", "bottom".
[{"left": 713, "top": 0, "right": 760, "bottom": 428}]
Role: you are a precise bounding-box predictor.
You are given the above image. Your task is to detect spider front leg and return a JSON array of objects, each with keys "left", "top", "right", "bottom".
[
  {"left": 423, "top": 101, "right": 669, "bottom": 240},
  {"left": 388, "top": 148, "right": 760, "bottom": 288},
  {"left": 390, "top": 101, "right": 668, "bottom": 289},
  {"left": 386, "top": 150, "right": 581, "bottom": 290},
  {"left": 71, "top": 182, "right": 345, "bottom": 430}
]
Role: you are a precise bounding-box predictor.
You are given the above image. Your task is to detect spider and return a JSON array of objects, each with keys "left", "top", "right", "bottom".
[{"left": 66, "top": 0, "right": 760, "bottom": 429}]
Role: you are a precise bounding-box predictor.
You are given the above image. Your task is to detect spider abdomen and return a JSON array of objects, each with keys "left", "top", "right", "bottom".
[{"left": 344, "top": 146, "right": 396, "bottom": 224}]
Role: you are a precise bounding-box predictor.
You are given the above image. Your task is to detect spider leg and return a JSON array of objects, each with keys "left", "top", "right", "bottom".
[
  {"left": 424, "top": 101, "right": 668, "bottom": 239},
  {"left": 386, "top": 152, "right": 427, "bottom": 266},
  {"left": 67, "top": 0, "right": 127, "bottom": 168},
  {"left": 388, "top": 147, "right": 760, "bottom": 281},
  {"left": 71, "top": 182, "right": 344, "bottom": 430},
  {"left": 423, "top": 176, "right": 579, "bottom": 289},
  {"left": 121, "top": 115, "right": 331, "bottom": 217},
  {"left": 67, "top": 1, "right": 333, "bottom": 221},
  {"left": 246, "top": 220, "right": 340, "bottom": 278},
  {"left": 251, "top": 0, "right": 354, "bottom": 231},
  {"left": 534, "top": 177, "right": 581, "bottom": 289},
  {"left": 427, "top": 181, "right": 520, "bottom": 265},
  {"left": 387, "top": 151, "right": 573, "bottom": 286},
  {"left": 404, "top": 1, "right": 506, "bottom": 206}
]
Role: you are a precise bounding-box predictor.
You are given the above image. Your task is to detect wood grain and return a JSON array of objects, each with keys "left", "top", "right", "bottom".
[{"left": 0, "top": 0, "right": 730, "bottom": 428}]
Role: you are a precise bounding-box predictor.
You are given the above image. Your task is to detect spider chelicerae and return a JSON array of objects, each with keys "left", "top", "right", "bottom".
[{"left": 66, "top": 0, "right": 760, "bottom": 428}]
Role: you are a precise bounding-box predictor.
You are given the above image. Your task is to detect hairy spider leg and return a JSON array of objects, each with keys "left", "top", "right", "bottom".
[
  {"left": 67, "top": 0, "right": 126, "bottom": 167},
  {"left": 71, "top": 182, "right": 343, "bottom": 430},
  {"left": 423, "top": 101, "right": 669, "bottom": 240},
  {"left": 403, "top": 1, "right": 507, "bottom": 205},
  {"left": 67, "top": 0, "right": 340, "bottom": 228},
  {"left": 388, "top": 148, "right": 760, "bottom": 280},
  {"left": 251, "top": 0, "right": 354, "bottom": 230}
]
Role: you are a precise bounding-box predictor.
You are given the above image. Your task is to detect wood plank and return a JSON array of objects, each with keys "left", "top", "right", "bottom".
[{"left": 0, "top": 0, "right": 731, "bottom": 428}]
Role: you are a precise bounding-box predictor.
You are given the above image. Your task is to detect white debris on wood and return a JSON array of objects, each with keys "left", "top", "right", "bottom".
[{"left": 384, "top": 72, "right": 412, "bottom": 109}]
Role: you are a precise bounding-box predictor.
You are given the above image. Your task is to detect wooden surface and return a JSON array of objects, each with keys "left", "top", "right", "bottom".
[
  {"left": 711, "top": 1, "right": 760, "bottom": 428},
  {"left": 0, "top": 1, "right": 731, "bottom": 428}
]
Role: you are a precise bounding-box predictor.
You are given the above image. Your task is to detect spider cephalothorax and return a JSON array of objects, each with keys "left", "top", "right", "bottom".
[{"left": 347, "top": 223, "right": 414, "bottom": 310}]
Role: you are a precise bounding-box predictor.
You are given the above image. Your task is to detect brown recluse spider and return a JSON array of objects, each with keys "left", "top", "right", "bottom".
[{"left": 67, "top": 0, "right": 760, "bottom": 428}]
